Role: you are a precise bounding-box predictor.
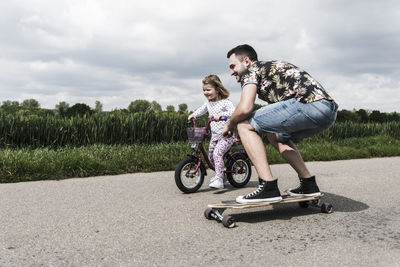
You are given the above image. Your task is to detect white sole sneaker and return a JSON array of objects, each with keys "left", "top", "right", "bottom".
[
  {"left": 236, "top": 195, "right": 282, "bottom": 204},
  {"left": 286, "top": 189, "right": 322, "bottom": 197},
  {"left": 210, "top": 175, "right": 228, "bottom": 185},
  {"left": 209, "top": 178, "right": 224, "bottom": 189}
]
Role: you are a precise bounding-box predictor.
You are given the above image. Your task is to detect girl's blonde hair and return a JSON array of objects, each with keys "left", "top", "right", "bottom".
[{"left": 202, "top": 74, "right": 230, "bottom": 99}]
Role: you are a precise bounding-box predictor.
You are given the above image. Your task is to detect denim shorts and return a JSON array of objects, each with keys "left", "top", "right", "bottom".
[{"left": 248, "top": 98, "right": 338, "bottom": 143}]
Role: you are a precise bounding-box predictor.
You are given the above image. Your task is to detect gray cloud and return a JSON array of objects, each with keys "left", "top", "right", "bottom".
[{"left": 0, "top": 0, "right": 399, "bottom": 112}]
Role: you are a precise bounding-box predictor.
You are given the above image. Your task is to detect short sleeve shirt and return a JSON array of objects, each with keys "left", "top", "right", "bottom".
[{"left": 240, "top": 61, "right": 334, "bottom": 104}]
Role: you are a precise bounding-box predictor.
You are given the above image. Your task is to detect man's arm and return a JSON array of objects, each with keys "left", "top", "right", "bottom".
[{"left": 222, "top": 84, "right": 257, "bottom": 136}]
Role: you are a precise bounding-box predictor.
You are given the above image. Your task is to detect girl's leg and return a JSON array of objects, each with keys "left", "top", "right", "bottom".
[
  {"left": 213, "top": 136, "right": 236, "bottom": 178},
  {"left": 208, "top": 137, "right": 218, "bottom": 168}
]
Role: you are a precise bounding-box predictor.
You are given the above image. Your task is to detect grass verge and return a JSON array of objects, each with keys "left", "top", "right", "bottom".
[{"left": 1, "top": 135, "right": 399, "bottom": 183}]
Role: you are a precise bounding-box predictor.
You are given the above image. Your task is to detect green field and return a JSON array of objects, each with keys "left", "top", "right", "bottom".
[
  {"left": 1, "top": 111, "right": 399, "bottom": 183},
  {"left": 1, "top": 111, "right": 399, "bottom": 148}
]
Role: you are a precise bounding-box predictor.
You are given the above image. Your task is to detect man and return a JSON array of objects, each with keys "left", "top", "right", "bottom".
[{"left": 222, "top": 44, "right": 338, "bottom": 204}]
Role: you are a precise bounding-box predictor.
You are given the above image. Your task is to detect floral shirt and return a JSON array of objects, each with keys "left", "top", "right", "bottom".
[
  {"left": 192, "top": 99, "right": 235, "bottom": 138},
  {"left": 241, "top": 61, "right": 334, "bottom": 104}
]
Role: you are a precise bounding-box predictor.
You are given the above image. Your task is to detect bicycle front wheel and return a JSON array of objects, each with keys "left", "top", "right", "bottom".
[{"left": 175, "top": 157, "right": 204, "bottom": 193}]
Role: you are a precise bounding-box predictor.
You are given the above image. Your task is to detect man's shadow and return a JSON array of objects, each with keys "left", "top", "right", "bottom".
[{"left": 229, "top": 191, "right": 369, "bottom": 224}]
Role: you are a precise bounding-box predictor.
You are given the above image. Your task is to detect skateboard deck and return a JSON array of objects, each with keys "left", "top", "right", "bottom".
[
  {"left": 208, "top": 194, "right": 323, "bottom": 209},
  {"left": 205, "top": 194, "right": 333, "bottom": 228}
]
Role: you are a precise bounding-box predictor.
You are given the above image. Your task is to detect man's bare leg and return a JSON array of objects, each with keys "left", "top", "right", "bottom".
[
  {"left": 266, "top": 133, "right": 311, "bottom": 178},
  {"left": 237, "top": 121, "right": 275, "bottom": 181}
]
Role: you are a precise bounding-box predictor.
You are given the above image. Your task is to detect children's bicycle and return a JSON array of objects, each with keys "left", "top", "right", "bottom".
[{"left": 175, "top": 116, "right": 252, "bottom": 193}]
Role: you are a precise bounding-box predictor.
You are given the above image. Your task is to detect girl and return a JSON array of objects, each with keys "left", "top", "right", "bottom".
[{"left": 188, "top": 75, "right": 236, "bottom": 189}]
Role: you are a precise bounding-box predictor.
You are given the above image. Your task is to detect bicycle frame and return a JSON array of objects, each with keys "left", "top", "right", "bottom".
[{"left": 188, "top": 117, "right": 247, "bottom": 174}]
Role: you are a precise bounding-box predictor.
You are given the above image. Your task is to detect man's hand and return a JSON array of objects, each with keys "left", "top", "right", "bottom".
[{"left": 222, "top": 123, "right": 234, "bottom": 137}]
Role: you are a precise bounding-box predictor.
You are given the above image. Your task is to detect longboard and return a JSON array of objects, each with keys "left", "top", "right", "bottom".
[{"left": 204, "top": 194, "right": 333, "bottom": 228}]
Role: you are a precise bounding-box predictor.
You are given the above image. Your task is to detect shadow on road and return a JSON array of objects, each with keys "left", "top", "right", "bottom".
[
  {"left": 227, "top": 192, "right": 369, "bottom": 225},
  {"left": 322, "top": 192, "right": 369, "bottom": 212},
  {"left": 200, "top": 182, "right": 370, "bottom": 215}
]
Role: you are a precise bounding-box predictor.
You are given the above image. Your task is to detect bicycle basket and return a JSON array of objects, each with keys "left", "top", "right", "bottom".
[{"left": 186, "top": 127, "right": 207, "bottom": 144}]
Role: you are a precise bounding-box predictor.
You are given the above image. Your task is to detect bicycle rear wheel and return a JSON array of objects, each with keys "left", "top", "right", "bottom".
[{"left": 226, "top": 152, "right": 251, "bottom": 188}]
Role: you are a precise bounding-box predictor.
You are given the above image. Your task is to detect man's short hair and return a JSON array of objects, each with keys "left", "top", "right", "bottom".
[{"left": 227, "top": 44, "right": 258, "bottom": 61}]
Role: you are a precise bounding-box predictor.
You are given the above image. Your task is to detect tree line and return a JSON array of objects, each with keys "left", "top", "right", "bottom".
[
  {"left": 1, "top": 98, "right": 399, "bottom": 123},
  {"left": 336, "top": 109, "right": 400, "bottom": 123},
  {"left": 0, "top": 99, "right": 190, "bottom": 117}
]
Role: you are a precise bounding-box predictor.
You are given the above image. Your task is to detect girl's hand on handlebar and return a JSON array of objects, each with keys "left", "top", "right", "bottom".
[
  {"left": 212, "top": 114, "right": 228, "bottom": 121},
  {"left": 213, "top": 114, "right": 221, "bottom": 121}
]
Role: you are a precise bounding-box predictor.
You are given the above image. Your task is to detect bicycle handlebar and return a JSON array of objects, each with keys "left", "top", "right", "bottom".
[
  {"left": 187, "top": 116, "right": 227, "bottom": 123},
  {"left": 216, "top": 115, "right": 228, "bottom": 121},
  {"left": 187, "top": 116, "right": 228, "bottom": 131}
]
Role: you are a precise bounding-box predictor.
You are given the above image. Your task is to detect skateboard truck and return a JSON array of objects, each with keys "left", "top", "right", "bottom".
[
  {"left": 204, "top": 208, "right": 235, "bottom": 228},
  {"left": 299, "top": 198, "right": 333, "bottom": 213}
]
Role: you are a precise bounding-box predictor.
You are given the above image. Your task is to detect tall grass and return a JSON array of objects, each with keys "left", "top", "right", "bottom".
[
  {"left": 0, "top": 111, "right": 189, "bottom": 148},
  {"left": 0, "top": 110, "right": 399, "bottom": 148},
  {"left": 317, "top": 121, "right": 400, "bottom": 140}
]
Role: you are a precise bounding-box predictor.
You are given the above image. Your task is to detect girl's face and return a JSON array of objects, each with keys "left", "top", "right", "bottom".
[{"left": 202, "top": 84, "right": 220, "bottom": 102}]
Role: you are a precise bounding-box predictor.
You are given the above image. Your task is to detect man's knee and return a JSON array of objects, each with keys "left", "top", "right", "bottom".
[
  {"left": 267, "top": 133, "right": 295, "bottom": 154},
  {"left": 237, "top": 120, "right": 253, "bottom": 134}
]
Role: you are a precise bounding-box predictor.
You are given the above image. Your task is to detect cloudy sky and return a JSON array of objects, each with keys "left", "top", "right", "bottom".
[{"left": 0, "top": 0, "right": 399, "bottom": 112}]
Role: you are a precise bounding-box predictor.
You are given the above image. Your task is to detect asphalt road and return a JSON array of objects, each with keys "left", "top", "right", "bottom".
[{"left": 1, "top": 157, "right": 400, "bottom": 266}]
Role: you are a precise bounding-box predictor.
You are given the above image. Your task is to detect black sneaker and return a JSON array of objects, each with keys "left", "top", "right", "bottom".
[
  {"left": 287, "top": 176, "right": 321, "bottom": 197},
  {"left": 236, "top": 179, "right": 282, "bottom": 204}
]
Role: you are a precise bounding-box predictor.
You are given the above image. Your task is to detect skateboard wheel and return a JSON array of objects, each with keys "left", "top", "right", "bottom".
[
  {"left": 321, "top": 203, "right": 333, "bottom": 214},
  {"left": 298, "top": 201, "right": 309, "bottom": 208},
  {"left": 204, "top": 208, "right": 213, "bottom": 220},
  {"left": 222, "top": 215, "right": 235, "bottom": 228}
]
